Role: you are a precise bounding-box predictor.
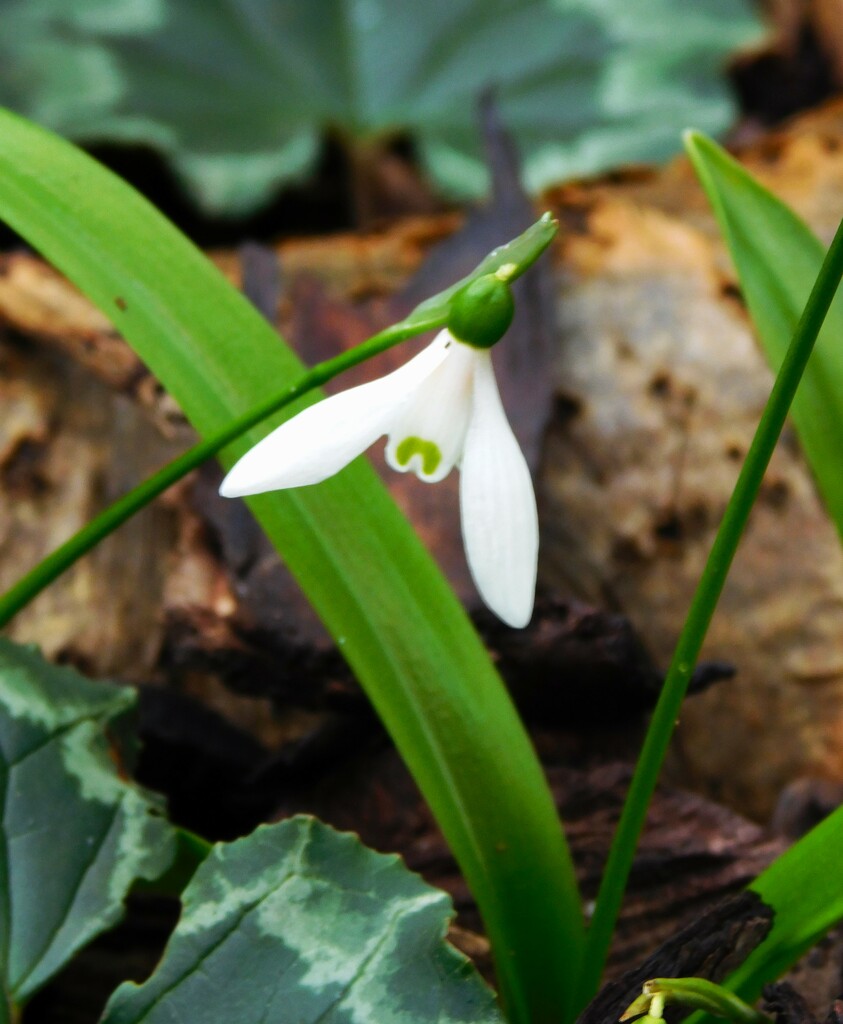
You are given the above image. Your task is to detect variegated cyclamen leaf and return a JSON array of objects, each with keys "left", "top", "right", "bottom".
[
  {"left": 0, "top": 0, "right": 765, "bottom": 213},
  {"left": 101, "top": 817, "right": 503, "bottom": 1024},
  {"left": 0, "top": 638, "right": 175, "bottom": 1010}
]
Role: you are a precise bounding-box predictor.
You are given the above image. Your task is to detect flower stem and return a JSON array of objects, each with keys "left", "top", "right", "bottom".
[
  {"left": 573, "top": 215, "right": 843, "bottom": 1011},
  {"left": 0, "top": 314, "right": 442, "bottom": 629}
]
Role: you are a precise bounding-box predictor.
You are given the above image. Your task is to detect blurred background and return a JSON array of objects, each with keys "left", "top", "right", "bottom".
[{"left": 0, "top": 0, "right": 833, "bottom": 242}]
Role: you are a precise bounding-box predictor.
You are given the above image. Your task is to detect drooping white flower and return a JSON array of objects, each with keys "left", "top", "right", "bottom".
[{"left": 220, "top": 328, "right": 538, "bottom": 628}]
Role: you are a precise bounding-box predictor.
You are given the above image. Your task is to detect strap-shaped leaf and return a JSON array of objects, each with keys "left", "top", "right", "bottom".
[
  {"left": 678, "top": 130, "right": 843, "bottom": 1020},
  {"left": 0, "top": 109, "right": 583, "bottom": 1024},
  {"left": 102, "top": 817, "right": 503, "bottom": 1024},
  {"left": 0, "top": 638, "right": 174, "bottom": 1012},
  {"left": 725, "top": 804, "right": 843, "bottom": 1003},
  {"left": 685, "top": 131, "right": 843, "bottom": 533}
]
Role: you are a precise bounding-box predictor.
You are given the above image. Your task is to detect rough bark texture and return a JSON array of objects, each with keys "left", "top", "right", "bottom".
[
  {"left": 577, "top": 892, "right": 773, "bottom": 1024},
  {"left": 760, "top": 981, "right": 843, "bottom": 1024}
]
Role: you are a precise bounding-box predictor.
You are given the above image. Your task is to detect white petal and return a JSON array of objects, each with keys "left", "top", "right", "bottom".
[
  {"left": 220, "top": 333, "right": 450, "bottom": 497},
  {"left": 459, "top": 351, "right": 538, "bottom": 628},
  {"left": 384, "top": 336, "right": 475, "bottom": 482}
]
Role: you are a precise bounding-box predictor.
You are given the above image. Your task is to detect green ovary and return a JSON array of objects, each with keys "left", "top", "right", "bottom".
[{"left": 395, "top": 436, "right": 442, "bottom": 476}]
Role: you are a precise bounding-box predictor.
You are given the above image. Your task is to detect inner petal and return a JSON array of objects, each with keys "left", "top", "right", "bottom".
[{"left": 384, "top": 339, "right": 475, "bottom": 483}]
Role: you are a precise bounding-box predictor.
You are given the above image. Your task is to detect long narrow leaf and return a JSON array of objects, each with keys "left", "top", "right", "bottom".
[
  {"left": 729, "top": 805, "right": 843, "bottom": 1000},
  {"left": 684, "top": 805, "right": 843, "bottom": 1024},
  {"left": 674, "top": 133, "right": 843, "bottom": 1015},
  {"left": 574, "top": 202, "right": 843, "bottom": 1009},
  {"left": 685, "top": 131, "right": 843, "bottom": 532},
  {"left": 0, "top": 109, "right": 583, "bottom": 1024}
]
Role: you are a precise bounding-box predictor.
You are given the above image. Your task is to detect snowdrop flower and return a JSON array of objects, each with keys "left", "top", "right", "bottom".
[{"left": 220, "top": 272, "right": 538, "bottom": 628}]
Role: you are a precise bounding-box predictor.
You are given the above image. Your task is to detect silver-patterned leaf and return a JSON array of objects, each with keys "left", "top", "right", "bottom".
[
  {"left": 0, "top": 638, "right": 175, "bottom": 1008},
  {"left": 0, "top": 0, "right": 766, "bottom": 212},
  {"left": 102, "top": 817, "right": 503, "bottom": 1024}
]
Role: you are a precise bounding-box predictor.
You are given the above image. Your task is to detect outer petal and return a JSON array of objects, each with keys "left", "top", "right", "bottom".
[
  {"left": 220, "top": 333, "right": 450, "bottom": 497},
  {"left": 384, "top": 336, "right": 475, "bottom": 483},
  {"left": 458, "top": 351, "right": 538, "bottom": 628}
]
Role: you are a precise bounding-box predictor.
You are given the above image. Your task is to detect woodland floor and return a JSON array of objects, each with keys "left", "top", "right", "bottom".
[{"left": 7, "top": 5, "right": 843, "bottom": 1021}]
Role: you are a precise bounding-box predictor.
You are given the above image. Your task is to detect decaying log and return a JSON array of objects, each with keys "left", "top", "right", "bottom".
[
  {"left": 761, "top": 980, "right": 843, "bottom": 1024},
  {"left": 764, "top": 982, "right": 820, "bottom": 1024},
  {"left": 257, "top": 742, "right": 785, "bottom": 984}
]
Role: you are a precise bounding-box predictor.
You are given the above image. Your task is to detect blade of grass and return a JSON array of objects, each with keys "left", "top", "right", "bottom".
[
  {"left": 0, "top": 109, "right": 582, "bottom": 1024},
  {"left": 572, "top": 159, "right": 843, "bottom": 1010}
]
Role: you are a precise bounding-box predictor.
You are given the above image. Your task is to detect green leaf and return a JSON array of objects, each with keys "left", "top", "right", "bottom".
[
  {"left": 0, "top": 0, "right": 765, "bottom": 213},
  {"left": 102, "top": 817, "right": 503, "bottom": 1024},
  {"left": 684, "top": 806, "right": 843, "bottom": 1024},
  {"left": 684, "top": 131, "right": 843, "bottom": 539},
  {"left": 0, "top": 638, "right": 175, "bottom": 1013},
  {"left": 0, "top": 109, "right": 584, "bottom": 1024},
  {"left": 572, "top": 184, "right": 843, "bottom": 1015},
  {"left": 679, "top": 133, "right": 843, "bottom": 1019},
  {"left": 733, "top": 805, "right": 843, "bottom": 1000}
]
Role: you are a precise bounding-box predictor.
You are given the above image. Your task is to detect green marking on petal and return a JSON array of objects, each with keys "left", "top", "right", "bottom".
[{"left": 395, "top": 436, "right": 442, "bottom": 476}]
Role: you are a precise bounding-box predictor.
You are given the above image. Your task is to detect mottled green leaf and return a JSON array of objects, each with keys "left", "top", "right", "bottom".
[
  {"left": 0, "top": 0, "right": 765, "bottom": 212},
  {"left": 102, "top": 817, "right": 503, "bottom": 1024},
  {"left": 0, "top": 638, "right": 175, "bottom": 1011}
]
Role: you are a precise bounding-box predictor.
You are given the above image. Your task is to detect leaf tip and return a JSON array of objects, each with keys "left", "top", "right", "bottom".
[{"left": 682, "top": 128, "right": 707, "bottom": 154}]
